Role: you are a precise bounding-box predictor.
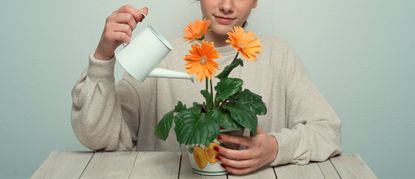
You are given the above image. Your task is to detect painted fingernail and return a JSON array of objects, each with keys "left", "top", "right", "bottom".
[
  {"left": 216, "top": 155, "right": 221, "bottom": 160},
  {"left": 217, "top": 135, "right": 222, "bottom": 140},
  {"left": 213, "top": 146, "right": 219, "bottom": 152}
]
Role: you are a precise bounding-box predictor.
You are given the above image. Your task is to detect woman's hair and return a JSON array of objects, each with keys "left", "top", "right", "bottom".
[{"left": 242, "top": 21, "right": 248, "bottom": 28}]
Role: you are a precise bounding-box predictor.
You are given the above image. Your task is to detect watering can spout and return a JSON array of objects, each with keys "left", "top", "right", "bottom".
[{"left": 148, "top": 68, "right": 194, "bottom": 82}]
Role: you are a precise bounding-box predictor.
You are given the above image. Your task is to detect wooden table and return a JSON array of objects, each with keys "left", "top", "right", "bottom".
[{"left": 31, "top": 151, "right": 377, "bottom": 179}]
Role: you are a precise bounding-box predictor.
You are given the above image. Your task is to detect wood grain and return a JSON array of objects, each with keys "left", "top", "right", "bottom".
[
  {"left": 31, "top": 151, "right": 93, "bottom": 179},
  {"left": 317, "top": 159, "right": 341, "bottom": 179},
  {"left": 32, "top": 152, "right": 378, "bottom": 179},
  {"left": 330, "top": 154, "right": 378, "bottom": 179},
  {"left": 80, "top": 152, "right": 138, "bottom": 179},
  {"left": 129, "top": 152, "right": 181, "bottom": 179},
  {"left": 228, "top": 167, "right": 276, "bottom": 179},
  {"left": 274, "top": 162, "right": 325, "bottom": 179}
]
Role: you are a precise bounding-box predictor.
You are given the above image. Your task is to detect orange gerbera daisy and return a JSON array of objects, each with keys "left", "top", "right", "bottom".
[
  {"left": 226, "top": 26, "right": 262, "bottom": 61},
  {"left": 184, "top": 19, "right": 211, "bottom": 42},
  {"left": 184, "top": 41, "right": 220, "bottom": 81}
]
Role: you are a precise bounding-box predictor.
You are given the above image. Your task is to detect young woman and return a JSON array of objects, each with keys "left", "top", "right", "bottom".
[{"left": 72, "top": 0, "right": 341, "bottom": 175}]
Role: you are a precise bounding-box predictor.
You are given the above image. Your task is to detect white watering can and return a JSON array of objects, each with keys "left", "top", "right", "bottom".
[{"left": 115, "top": 14, "right": 194, "bottom": 82}]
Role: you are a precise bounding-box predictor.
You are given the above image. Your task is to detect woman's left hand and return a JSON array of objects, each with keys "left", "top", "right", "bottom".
[{"left": 215, "top": 127, "right": 279, "bottom": 175}]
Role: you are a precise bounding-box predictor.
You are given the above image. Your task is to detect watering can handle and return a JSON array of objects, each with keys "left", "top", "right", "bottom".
[{"left": 123, "top": 12, "right": 149, "bottom": 48}]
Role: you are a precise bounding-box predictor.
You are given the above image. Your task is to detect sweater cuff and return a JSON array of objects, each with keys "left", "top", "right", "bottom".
[
  {"left": 87, "top": 53, "right": 116, "bottom": 82},
  {"left": 269, "top": 132, "right": 292, "bottom": 166}
]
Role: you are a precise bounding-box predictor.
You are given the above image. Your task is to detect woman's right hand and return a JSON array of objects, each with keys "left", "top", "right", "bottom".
[{"left": 94, "top": 5, "right": 148, "bottom": 60}]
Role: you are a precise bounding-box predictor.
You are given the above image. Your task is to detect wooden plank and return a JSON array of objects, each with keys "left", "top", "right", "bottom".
[
  {"left": 80, "top": 152, "right": 138, "bottom": 179},
  {"left": 228, "top": 167, "right": 276, "bottom": 179},
  {"left": 179, "top": 152, "right": 227, "bottom": 179},
  {"left": 31, "top": 151, "right": 93, "bottom": 179},
  {"left": 274, "top": 163, "right": 325, "bottom": 179},
  {"left": 129, "top": 152, "right": 181, "bottom": 179},
  {"left": 317, "top": 159, "right": 341, "bottom": 179},
  {"left": 330, "top": 154, "right": 378, "bottom": 179}
]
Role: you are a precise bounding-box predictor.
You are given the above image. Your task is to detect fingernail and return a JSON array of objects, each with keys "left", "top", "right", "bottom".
[
  {"left": 216, "top": 135, "right": 222, "bottom": 140},
  {"left": 213, "top": 146, "right": 219, "bottom": 152},
  {"left": 142, "top": 7, "right": 148, "bottom": 13},
  {"left": 216, "top": 155, "right": 221, "bottom": 160},
  {"left": 140, "top": 8, "right": 148, "bottom": 16}
]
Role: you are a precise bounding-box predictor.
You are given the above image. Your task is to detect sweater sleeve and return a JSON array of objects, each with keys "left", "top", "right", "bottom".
[
  {"left": 71, "top": 54, "right": 140, "bottom": 151},
  {"left": 268, "top": 44, "right": 342, "bottom": 166}
]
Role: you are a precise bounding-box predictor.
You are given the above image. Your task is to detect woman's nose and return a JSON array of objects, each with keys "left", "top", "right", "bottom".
[{"left": 219, "top": 0, "right": 234, "bottom": 14}]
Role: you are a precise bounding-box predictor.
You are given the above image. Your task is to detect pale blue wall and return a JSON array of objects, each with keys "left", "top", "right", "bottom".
[{"left": 1, "top": 0, "right": 413, "bottom": 178}]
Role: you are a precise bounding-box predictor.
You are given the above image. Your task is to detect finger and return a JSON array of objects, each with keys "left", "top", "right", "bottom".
[
  {"left": 103, "top": 24, "right": 130, "bottom": 43},
  {"left": 112, "top": 23, "right": 132, "bottom": 37},
  {"left": 256, "top": 126, "right": 265, "bottom": 134},
  {"left": 108, "top": 31, "right": 130, "bottom": 43},
  {"left": 109, "top": 13, "right": 137, "bottom": 30},
  {"left": 219, "top": 134, "right": 253, "bottom": 147},
  {"left": 217, "top": 145, "right": 255, "bottom": 160},
  {"left": 218, "top": 155, "right": 257, "bottom": 169},
  {"left": 115, "top": 5, "right": 148, "bottom": 22},
  {"left": 223, "top": 165, "right": 257, "bottom": 175}
]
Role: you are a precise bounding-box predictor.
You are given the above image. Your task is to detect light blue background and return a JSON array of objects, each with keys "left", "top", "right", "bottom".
[{"left": 1, "top": 0, "right": 414, "bottom": 178}]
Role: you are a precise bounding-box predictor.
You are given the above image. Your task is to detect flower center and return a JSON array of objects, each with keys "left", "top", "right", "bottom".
[{"left": 200, "top": 56, "right": 208, "bottom": 65}]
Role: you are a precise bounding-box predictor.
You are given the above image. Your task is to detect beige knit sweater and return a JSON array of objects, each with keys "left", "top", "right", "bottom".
[{"left": 71, "top": 36, "right": 341, "bottom": 166}]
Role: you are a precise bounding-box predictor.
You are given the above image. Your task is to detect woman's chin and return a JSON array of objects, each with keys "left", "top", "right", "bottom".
[{"left": 210, "top": 24, "right": 234, "bottom": 35}]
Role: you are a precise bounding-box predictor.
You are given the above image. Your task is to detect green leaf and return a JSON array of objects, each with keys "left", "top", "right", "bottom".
[
  {"left": 210, "top": 108, "right": 242, "bottom": 130},
  {"left": 174, "top": 108, "right": 220, "bottom": 146},
  {"left": 155, "top": 110, "right": 175, "bottom": 140},
  {"left": 222, "top": 102, "right": 258, "bottom": 134},
  {"left": 234, "top": 89, "right": 267, "bottom": 115},
  {"left": 216, "top": 58, "right": 244, "bottom": 79},
  {"left": 200, "top": 90, "right": 213, "bottom": 109},
  {"left": 189, "top": 102, "right": 202, "bottom": 114},
  {"left": 174, "top": 101, "right": 186, "bottom": 112},
  {"left": 215, "top": 78, "right": 243, "bottom": 101}
]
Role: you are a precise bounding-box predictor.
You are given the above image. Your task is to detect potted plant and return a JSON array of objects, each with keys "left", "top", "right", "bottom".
[{"left": 155, "top": 19, "right": 267, "bottom": 175}]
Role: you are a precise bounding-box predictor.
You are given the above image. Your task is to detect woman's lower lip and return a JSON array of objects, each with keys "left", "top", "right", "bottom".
[{"left": 214, "top": 16, "right": 234, "bottom": 25}]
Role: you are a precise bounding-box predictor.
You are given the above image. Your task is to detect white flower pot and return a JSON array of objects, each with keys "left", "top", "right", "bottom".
[
  {"left": 185, "top": 129, "right": 246, "bottom": 176},
  {"left": 186, "top": 140, "right": 226, "bottom": 176}
]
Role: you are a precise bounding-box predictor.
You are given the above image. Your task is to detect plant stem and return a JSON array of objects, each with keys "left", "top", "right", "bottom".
[
  {"left": 210, "top": 79, "right": 214, "bottom": 106},
  {"left": 216, "top": 52, "right": 241, "bottom": 80},
  {"left": 233, "top": 52, "right": 240, "bottom": 62},
  {"left": 205, "top": 77, "right": 208, "bottom": 92},
  {"left": 205, "top": 77, "right": 209, "bottom": 110}
]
